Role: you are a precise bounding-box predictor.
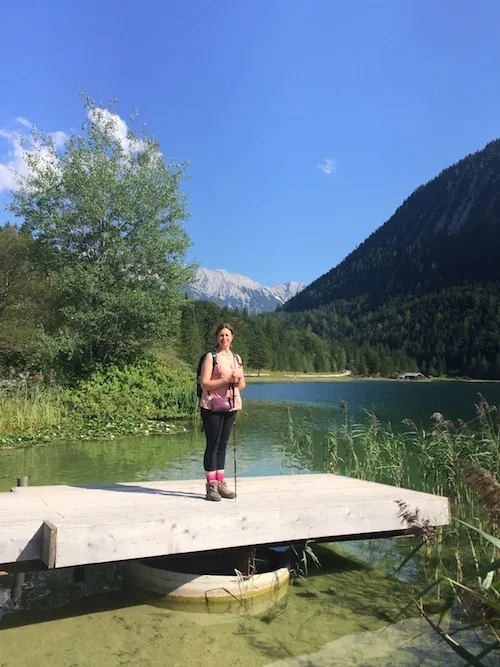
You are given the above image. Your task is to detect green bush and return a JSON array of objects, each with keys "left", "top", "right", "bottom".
[{"left": 63, "top": 357, "right": 198, "bottom": 422}]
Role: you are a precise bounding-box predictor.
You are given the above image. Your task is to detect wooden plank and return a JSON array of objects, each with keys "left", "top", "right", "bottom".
[
  {"left": 34, "top": 487, "right": 447, "bottom": 522},
  {"left": 41, "top": 520, "right": 57, "bottom": 568},
  {"left": 8, "top": 474, "right": 366, "bottom": 497},
  {"left": 2, "top": 475, "right": 450, "bottom": 509},
  {"left": 53, "top": 493, "right": 450, "bottom": 567},
  {"left": 0, "top": 474, "right": 451, "bottom": 569},
  {"left": 7, "top": 478, "right": 447, "bottom": 506},
  {"left": 0, "top": 560, "right": 46, "bottom": 574}
]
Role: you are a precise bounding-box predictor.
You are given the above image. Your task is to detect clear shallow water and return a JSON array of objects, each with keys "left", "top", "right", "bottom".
[
  {"left": 1, "top": 380, "right": 499, "bottom": 666},
  {"left": 1, "top": 548, "right": 494, "bottom": 667},
  {"left": 0, "top": 549, "right": 428, "bottom": 667}
]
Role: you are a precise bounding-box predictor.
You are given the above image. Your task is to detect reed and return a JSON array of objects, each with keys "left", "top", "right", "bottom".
[
  {"left": 285, "top": 396, "right": 500, "bottom": 660},
  {"left": 0, "top": 384, "right": 67, "bottom": 436},
  {"left": 464, "top": 463, "right": 500, "bottom": 528},
  {"left": 304, "top": 396, "right": 500, "bottom": 502},
  {"left": 283, "top": 397, "right": 500, "bottom": 594},
  {"left": 0, "top": 359, "right": 199, "bottom": 445}
]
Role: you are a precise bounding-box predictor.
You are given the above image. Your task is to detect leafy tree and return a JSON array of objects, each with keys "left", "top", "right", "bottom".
[
  {"left": 0, "top": 226, "right": 49, "bottom": 371},
  {"left": 179, "top": 302, "right": 205, "bottom": 368},
  {"left": 7, "top": 95, "right": 194, "bottom": 379}
]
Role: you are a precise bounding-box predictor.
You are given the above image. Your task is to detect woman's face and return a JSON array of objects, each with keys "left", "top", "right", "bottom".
[{"left": 217, "top": 327, "right": 233, "bottom": 349}]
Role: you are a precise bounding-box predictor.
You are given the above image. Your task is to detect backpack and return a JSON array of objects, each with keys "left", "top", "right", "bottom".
[
  {"left": 196, "top": 350, "right": 241, "bottom": 399},
  {"left": 196, "top": 351, "right": 217, "bottom": 399}
]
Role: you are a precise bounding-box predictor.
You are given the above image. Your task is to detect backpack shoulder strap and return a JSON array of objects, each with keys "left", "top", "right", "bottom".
[{"left": 198, "top": 351, "right": 217, "bottom": 380}]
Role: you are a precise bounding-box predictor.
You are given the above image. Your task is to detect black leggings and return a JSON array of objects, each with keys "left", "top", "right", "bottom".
[{"left": 201, "top": 408, "right": 236, "bottom": 471}]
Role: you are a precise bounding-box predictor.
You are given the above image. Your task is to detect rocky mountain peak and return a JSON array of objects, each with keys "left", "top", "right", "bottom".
[{"left": 185, "top": 268, "right": 305, "bottom": 313}]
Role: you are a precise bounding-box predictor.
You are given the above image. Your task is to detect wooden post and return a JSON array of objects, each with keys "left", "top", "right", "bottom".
[
  {"left": 11, "top": 476, "right": 28, "bottom": 601},
  {"left": 42, "top": 520, "right": 57, "bottom": 569}
]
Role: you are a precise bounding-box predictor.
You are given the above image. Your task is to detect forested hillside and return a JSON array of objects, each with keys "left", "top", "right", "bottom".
[
  {"left": 180, "top": 300, "right": 418, "bottom": 377},
  {"left": 285, "top": 139, "right": 500, "bottom": 311},
  {"left": 277, "top": 139, "right": 500, "bottom": 378}
]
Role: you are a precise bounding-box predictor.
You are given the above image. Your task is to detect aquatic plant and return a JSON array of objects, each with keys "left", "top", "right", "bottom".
[
  {"left": 290, "top": 541, "right": 321, "bottom": 582},
  {"left": 400, "top": 518, "right": 500, "bottom": 666},
  {"left": 281, "top": 395, "right": 500, "bottom": 645},
  {"left": 464, "top": 463, "right": 500, "bottom": 528}
]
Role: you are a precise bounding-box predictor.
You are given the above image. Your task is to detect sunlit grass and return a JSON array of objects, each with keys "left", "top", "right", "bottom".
[
  {"left": 0, "top": 384, "right": 67, "bottom": 436},
  {"left": 0, "top": 376, "right": 198, "bottom": 446}
]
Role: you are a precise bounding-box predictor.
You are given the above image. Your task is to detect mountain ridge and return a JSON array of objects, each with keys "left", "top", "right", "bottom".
[
  {"left": 185, "top": 268, "right": 305, "bottom": 313},
  {"left": 279, "top": 137, "right": 500, "bottom": 377},
  {"left": 285, "top": 138, "right": 500, "bottom": 312}
]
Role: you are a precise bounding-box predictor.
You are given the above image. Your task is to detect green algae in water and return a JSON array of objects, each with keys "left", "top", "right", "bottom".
[
  {"left": 0, "top": 429, "right": 205, "bottom": 492},
  {"left": 0, "top": 546, "right": 424, "bottom": 667}
]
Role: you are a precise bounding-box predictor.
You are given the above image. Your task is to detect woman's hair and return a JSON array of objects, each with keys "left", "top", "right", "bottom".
[{"left": 215, "top": 322, "right": 235, "bottom": 336}]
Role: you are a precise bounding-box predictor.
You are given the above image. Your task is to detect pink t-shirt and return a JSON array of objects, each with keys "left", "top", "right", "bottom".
[{"left": 200, "top": 351, "right": 243, "bottom": 411}]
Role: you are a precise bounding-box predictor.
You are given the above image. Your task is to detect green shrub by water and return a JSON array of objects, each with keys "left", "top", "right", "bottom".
[
  {"left": 62, "top": 357, "right": 196, "bottom": 422},
  {"left": 0, "top": 357, "right": 198, "bottom": 446}
]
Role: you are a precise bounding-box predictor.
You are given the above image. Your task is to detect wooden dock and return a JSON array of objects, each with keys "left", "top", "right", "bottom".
[{"left": 0, "top": 474, "right": 450, "bottom": 570}]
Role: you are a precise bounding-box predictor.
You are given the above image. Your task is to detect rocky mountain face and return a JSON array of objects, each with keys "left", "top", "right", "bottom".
[
  {"left": 285, "top": 139, "right": 500, "bottom": 312},
  {"left": 185, "top": 268, "right": 305, "bottom": 313}
]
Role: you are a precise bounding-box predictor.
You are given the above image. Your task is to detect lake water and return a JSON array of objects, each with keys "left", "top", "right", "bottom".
[
  {"left": 2, "top": 379, "right": 499, "bottom": 492},
  {"left": 1, "top": 379, "right": 499, "bottom": 666}
]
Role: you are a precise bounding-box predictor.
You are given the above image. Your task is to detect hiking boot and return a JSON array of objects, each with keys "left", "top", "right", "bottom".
[
  {"left": 206, "top": 481, "right": 221, "bottom": 501},
  {"left": 217, "top": 480, "right": 236, "bottom": 499}
]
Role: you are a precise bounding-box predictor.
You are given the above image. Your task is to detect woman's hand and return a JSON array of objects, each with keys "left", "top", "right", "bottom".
[
  {"left": 231, "top": 370, "right": 243, "bottom": 384},
  {"left": 220, "top": 368, "right": 242, "bottom": 385}
]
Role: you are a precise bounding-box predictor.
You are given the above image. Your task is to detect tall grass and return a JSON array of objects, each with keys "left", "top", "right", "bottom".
[
  {"left": 284, "top": 395, "right": 500, "bottom": 502},
  {"left": 0, "top": 359, "right": 199, "bottom": 444},
  {"left": 284, "top": 396, "right": 500, "bottom": 590},
  {"left": 0, "top": 384, "right": 67, "bottom": 436},
  {"left": 283, "top": 396, "right": 500, "bottom": 659}
]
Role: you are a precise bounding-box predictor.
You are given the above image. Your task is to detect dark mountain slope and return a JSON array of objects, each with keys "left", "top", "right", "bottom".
[{"left": 285, "top": 139, "right": 500, "bottom": 312}]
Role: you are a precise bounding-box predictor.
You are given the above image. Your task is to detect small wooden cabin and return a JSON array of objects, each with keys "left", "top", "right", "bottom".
[{"left": 398, "top": 372, "right": 425, "bottom": 380}]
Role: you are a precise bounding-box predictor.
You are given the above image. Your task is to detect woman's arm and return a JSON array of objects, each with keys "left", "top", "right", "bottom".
[{"left": 200, "top": 353, "right": 232, "bottom": 391}]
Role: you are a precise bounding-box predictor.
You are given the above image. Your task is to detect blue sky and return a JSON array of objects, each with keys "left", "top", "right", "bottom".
[{"left": 1, "top": 1, "right": 500, "bottom": 287}]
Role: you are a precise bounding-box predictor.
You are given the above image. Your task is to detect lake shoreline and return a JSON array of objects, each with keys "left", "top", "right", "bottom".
[{"left": 245, "top": 373, "right": 500, "bottom": 384}]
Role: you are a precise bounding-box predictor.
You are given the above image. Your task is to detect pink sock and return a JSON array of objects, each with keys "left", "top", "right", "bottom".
[
  {"left": 216, "top": 471, "right": 224, "bottom": 482},
  {"left": 206, "top": 471, "right": 216, "bottom": 482}
]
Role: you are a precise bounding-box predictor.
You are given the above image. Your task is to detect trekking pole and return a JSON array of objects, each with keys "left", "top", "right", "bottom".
[
  {"left": 232, "top": 415, "right": 237, "bottom": 499},
  {"left": 230, "top": 381, "right": 237, "bottom": 499}
]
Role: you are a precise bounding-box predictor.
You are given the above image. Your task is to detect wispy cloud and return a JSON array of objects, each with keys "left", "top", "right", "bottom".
[
  {"left": 51, "top": 130, "right": 68, "bottom": 149},
  {"left": 317, "top": 158, "right": 336, "bottom": 175},
  {"left": 0, "top": 109, "right": 155, "bottom": 194},
  {"left": 0, "top": 117, "right": 69, "bottom": 193},
  {"left": 15, "top": 116, "right": 31, "bottom": 129},
  {"left": 88, "top": 108, "right": 145, "bottom": 155}
]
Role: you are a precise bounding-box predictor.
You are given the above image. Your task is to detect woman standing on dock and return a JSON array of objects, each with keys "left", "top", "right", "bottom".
[{"left": 199, "top": 323, "right": 245, "bottom": 501}]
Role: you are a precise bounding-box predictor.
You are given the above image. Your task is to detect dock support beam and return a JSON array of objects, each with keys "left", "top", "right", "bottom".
[{"left": 42, "top": 520, "right": 57, "bottom": 569}]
